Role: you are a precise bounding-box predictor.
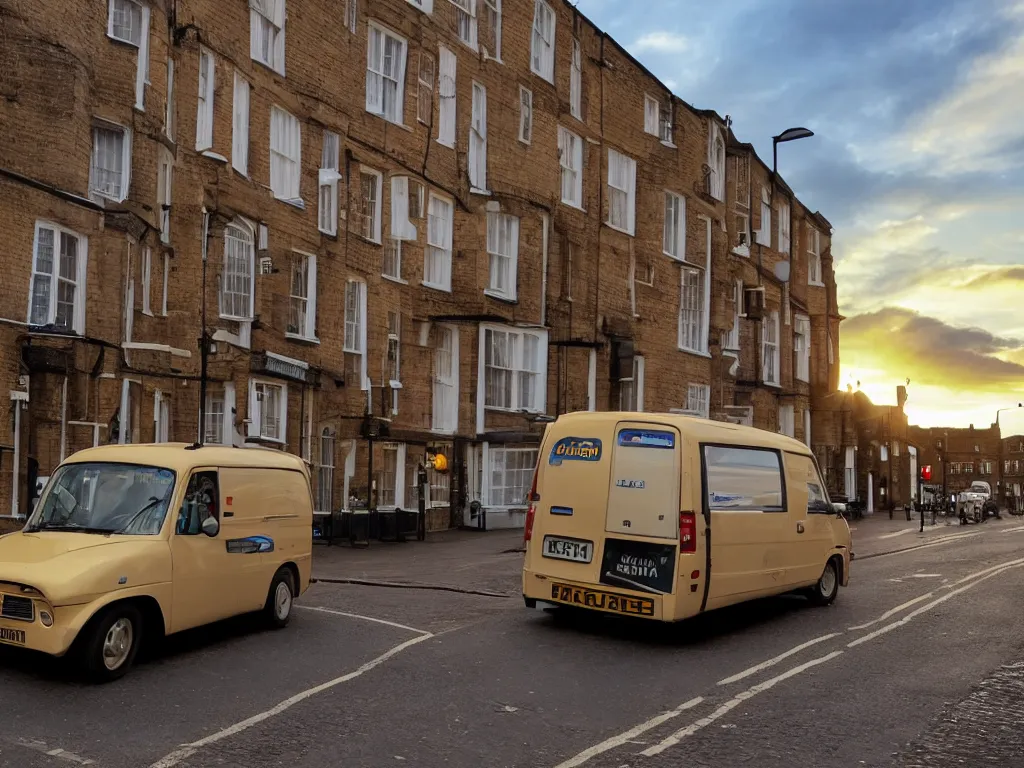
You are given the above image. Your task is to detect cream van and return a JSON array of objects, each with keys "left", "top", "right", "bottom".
[
  {"left": 0, "top": 444, "right": 313, "bottom": 682},
  {"left": 523, "top": 412, "right": 851, "bottom": 622}
]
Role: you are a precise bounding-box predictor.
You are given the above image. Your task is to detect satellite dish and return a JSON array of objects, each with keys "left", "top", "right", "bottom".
[{"left": 774, "top": 261, "right": 791, "bottom": 283}]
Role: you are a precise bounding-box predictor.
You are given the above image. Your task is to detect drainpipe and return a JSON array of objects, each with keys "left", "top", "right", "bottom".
[
  {"left": 10, "top": 394, "right": 23, "bottom": 517},
  {"left": 59, "top": 375, "right": 68, "bottom": 462}
]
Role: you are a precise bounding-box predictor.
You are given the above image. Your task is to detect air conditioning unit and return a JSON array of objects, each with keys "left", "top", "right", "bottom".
[{"left": 744, "top": 287, "right": 765, "bottom": 320}]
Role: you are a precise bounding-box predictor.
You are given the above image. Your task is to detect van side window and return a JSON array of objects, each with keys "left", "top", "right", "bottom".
[
  {"left": 176, "top": 471, "right": 219, "bottom": 536},
  {"left": 704, "top": 446, "right": 785, "bottom": 512}
]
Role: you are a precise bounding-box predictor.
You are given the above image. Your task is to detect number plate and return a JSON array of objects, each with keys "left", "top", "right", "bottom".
[
  {"left": 549, "top": 583, "right": 655, "bottom": 617},
  {"left": 0, "top": 627, "right": 27, "bottom": 646},
  {"left": 543, "top": 536, "right": 593, "bottom": 563}
]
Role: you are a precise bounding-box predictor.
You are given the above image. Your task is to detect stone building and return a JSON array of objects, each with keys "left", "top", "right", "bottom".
[
  {"left": 0, "top": 0, "right": 839, "bottom": 535},
  {"left": 912, "top": 423, "right": 1003, "bottom": 505}
]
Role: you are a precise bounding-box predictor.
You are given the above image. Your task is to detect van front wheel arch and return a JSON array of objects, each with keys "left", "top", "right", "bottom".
[{"left": 806, "top": 556, "right": 841, "bottom": 607}]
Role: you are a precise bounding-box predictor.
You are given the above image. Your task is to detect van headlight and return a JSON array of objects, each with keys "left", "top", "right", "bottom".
[{"left": 39, "top": 610, "right": 54, "bottom": 627}]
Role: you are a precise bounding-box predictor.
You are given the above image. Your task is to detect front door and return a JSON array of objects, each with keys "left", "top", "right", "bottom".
[
  {"left": 703, "top": 444, "right": 792, "bottom": 606},
  {"left": 169, "top": 468, "right": 237, "bottom": 632}
]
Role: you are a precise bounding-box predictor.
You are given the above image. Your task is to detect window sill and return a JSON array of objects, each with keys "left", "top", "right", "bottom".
[
  {"left": 342, "top": 347, "right": 363, "bottom": 356},
  {"left": 200, "top": 150, "right": 228, "bottom": 163},
  {"left": 678, "top": 346, "right": 712, "bottom": 359},
  {"left": 731, "top": 245, "right": 751, "bottom": 257},
  {"left": 422, "top": 281, "right": 452, "bottom": 293},
  {"left": 470, "top": 186, "right": 491, "bottom": 197},
  {"left": 484, "top": 55, "right": 504, "bottom": 65},
  {"left": 560, "top": 199, "right": 585, "bottom": 212},
  {"left": 483, "top": 289, "right": 517, "bottom": 304},
  {"left": 484, "top": 405, "right": 545, "bottom": 416},
  {"left": 252, "top": 58, "right": 286, "bottom": 78},
  {"left": 357, "top": 234, "right": 382, "bottom": 246},
  {"left": 275, "top": 196, "right": 306, "bottom": 210},
  {"left": 663, "top": 251, "right": 686, "bottom": 263},
  {"left": 382, "top": 274, "right": 409, "bottom": 286},
  {"left": 604, "top": 222, "right": 635, "bottom": 237},
  {"left": 251, "top": 436, "right": 286, "bottom": 446},
  {"left": 763, "top": 381, "right": 782, "bottom": 389},
  {"left": 232, "top": 167, "right": 250, "bottom": 180},
  {"left": 219, "top": 314, "right": 254, "bottom": 323},
  {"left": 107, "top": 34, "right": 141, "bottom": 49},
  {"left": 285, "top": 333, "right": 321, "bottom": 345},
  {"left": 660, "top": 140, "right": 677, "bottom": 149},
  {"left": 808, "top": 280, "right": 826, "bottom": 288},
  {"left": 142, "top": 310, "right": 154, "bottom": 317}
]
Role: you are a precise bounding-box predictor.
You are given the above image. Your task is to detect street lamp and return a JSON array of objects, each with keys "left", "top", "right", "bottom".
[{"left": 772, "top": 127, "right": 815, "bottom": 178}]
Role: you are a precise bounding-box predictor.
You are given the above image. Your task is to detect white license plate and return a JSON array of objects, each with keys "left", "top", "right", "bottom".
[
  {"left": 543, "top": 536, "right": 594, "bottom": 563},
  {"left": 0, "top": 627, "right": 26, "bottom": 646}
]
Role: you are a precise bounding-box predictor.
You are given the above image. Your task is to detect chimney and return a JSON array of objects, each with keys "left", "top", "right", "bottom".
[{"left": 896, "top": 386, "right": 908, "bottom": 409}]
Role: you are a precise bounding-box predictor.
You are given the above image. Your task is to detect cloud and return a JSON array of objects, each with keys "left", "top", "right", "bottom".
[
  {"left": 841, "top": 308, "right": 1024, "bottom": 393},
  {"left": 631, "top": 32, "right": 691, "bottom": 54},
  {"left": 962, "top": 266, "right": 1024, "bottom": 289}
]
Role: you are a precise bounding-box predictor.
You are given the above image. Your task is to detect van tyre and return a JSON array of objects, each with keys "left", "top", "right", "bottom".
[
  {"left": 264, "top": 568, "right": 295, "bottom": 629},
  {"left": 807, "top": 558, "right": 840, "bottom": 607},
  {"left": 79, "top": 603, "right": 143, "bottom": 683}
]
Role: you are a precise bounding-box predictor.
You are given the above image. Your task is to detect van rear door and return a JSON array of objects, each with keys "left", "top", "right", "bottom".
[{"left": 605, "top": 423, "right": 681, "bottom": 540}]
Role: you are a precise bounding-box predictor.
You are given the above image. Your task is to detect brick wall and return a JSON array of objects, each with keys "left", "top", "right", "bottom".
[{"left": 0, "top": 0, "right": 840, "bottom": 528}]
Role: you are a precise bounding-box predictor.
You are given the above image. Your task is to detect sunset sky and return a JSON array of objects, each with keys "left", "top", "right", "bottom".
[{"left": 579, "top": 0, "right": 1024, "bottom": 436}]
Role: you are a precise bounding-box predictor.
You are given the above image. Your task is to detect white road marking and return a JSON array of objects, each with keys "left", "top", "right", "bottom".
[
  {"left": 848, "top": 558, "right": 1024, "bottom": 649},
  {"left": 878, "top": 529, "right": 917, "bottom": 540},
  {"left": 295, "top": 605, "right": 431, "bottom": 635},
  {"left": 865, "top": 532, "right": 980, "bottom": 559},
  {"left": 9, "top": 739, "right": 96, "bottom": 765},
  {"left": 550, "top": 697, "right": 704, "bottom": 768},
  {"left": 1002, "top": 525, "right": 1024, "bottom": 534},
  {"left": 149, "top": 633, "right": 434, "bottom": 768},
  {"left": 911, "top": 573, "right": 942, "bottom": 578},
  {"left": 641, "top": 651, "right": 844, "bottom": 757},
  {"left": 847, "top": 592, "right": 935, "bottom": 631},
  {"left": 716, "top": 633, "right": 840, "bottom": 686},
  {"left": 949, "top": 556, "right": 1024, "bottom": 587}
]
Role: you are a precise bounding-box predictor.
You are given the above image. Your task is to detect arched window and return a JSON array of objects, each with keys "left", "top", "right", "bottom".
[{"left": 221, "top": 219, "right": 255, "bottom": 320}]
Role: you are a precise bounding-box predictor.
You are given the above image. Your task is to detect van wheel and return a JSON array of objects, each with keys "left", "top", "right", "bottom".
[
  {"left": 264, "top": 568, "right": 294, "bottom": 629},
  {"left": 79, "top": 604, "right": 143, "bottom": 683},
  {"left": 807, "top": 558, "right": 840, "bottom": 607}
]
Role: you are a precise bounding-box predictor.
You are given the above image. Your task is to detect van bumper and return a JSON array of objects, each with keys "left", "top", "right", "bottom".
[
  {"left": 0, "top": 601, "right": 93, "bottom": 658},
  {"left": 522, "top": 569, "right": 667, "bottom": 621}
]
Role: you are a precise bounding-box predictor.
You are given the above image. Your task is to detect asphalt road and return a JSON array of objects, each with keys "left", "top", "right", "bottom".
[{"left": 3, "top": 519, "right": 1024, "bottom": 768}]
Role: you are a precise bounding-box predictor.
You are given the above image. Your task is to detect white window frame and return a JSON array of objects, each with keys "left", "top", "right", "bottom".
[
  {"left": 249, "top": 0, "right": 286, "bottom": 75},
  {"left": 425, "top": 192, "right": 454, "bottom": 292},
  {"left": 663, "top": 190, "right": 685, "bottom": 260},
  {"left": 366, "top": 22, "right": 408, "bottom": 126},
  {"left": 355, "top": 167, "right": 383, "bottom": 243},
  {"left": 486, "top": 445, "right": 539, "bottom": 509},
  {"left": 437, "top": 45, "right": 457, "bottom": 148},
  {"left": 486, "top": 212, "right": 519, "bottom": 301},
  {"left": 723, "top": 278, "right": 742, "bottom": 353},
  {"left": 417, "top": 51, "right": 435, "bottom": 125},
  {"left": 249, "top": 379, "right": 287, "bottom": 443},
  {"left": 204, "top": 390, "right": 227, "bottom": 445},
  {"left": 795, "top": 314, "right": 811, "bottom": 383},
  {"left": 107, "top": 0, "right": 143, "bottom": 45},
  {"left": 619, "top": 356, "right": 644, "bottom": 412},
  {"left": 196, "top": 47, "right": 215, "bottom": 152},
  {"left": 687, "top": 384, "right": 710, "bottom": 419},
  {"left": 220, "top": 218, "right": 256, "bottom": 321},
  {"left": 343, "top": 278, "right": 366, "bottom": 354},
  {"left": 807, "top": 224, "right": 824, "bottom": 285},
  {"left": 757, "top": 186, "right": 771, "bottom": 246},
  {"left": 530, "top": 0, "right": 556, "bottom": 83},
  {"left": 405, "top": 0, "right": 434, "bottom": 13},
  {"left": 287, "top": 251, "right": 317, "bottom": 341},
  {"left": 387, "top": 311, "right": 401, "bottom": 415},
  {"left": 606, "top": 148, "right": 636, "bottom": 235},
  {"left": 644, "top": 95, "right": 660, "bottom": 136},
  {"left": 318, "top": 131, "right": 340, "bottom": 235},
  {"left": 779, "top": 404, "right": 795, "bottom": 438},
  {"left": 315, "top": 428, "right": 336, "bottom": 513},
  {"left": 164, "top": 58, "right": 176, "bottom": 140},
  {"left": 483, "top": 0, "right": 502, "bottom": 61},
  {"left": 708, "top": 120, "right": 725, "bottom": 201},
  {"left": 153, "top": 391, "right": 171, "bottom": 443},
  {"left": 778, "top": 201, "right": 791, "bottom": 255},
  {"left": 133, "top": 2, "right": 151, "bottom": 111},
  {"left": 90, "top": 120, "right": 133, "bottom": 203},
  {"left": 678, "top": 216, "right": 711, "bottom": 355},
  {"left": 570, "top": 38, "right": 582, "bottom": 120},
  {"left": 762, "top": 310, "right": 781, "bottom": 387},
  {"left": 27, "top": 222, "right": 88, "bottom": 335},
  {"left": 559, "top": 127, "right": 583, "bottom": 208},
  {"left": 469, "top": 81, "right": 488, "bottom": 192},
  {"left": 519, "top": 86, "right": 533, "bottom": 145},
  {"left": 346, "top": 0, "right": 357, "bottom": 33},
  {"left": 452, "top": 0, "right": 478, "bottom": 50},
  {"left": 480, "top": 325, "right": 548, "bottom": 414},
  {"left": 433, "top": 325, "right": 459, "bottom": 434},
  {"left": 270, "top": 105, "right": 302, "bottom": 203},
  {"left": 161, "top": 252, "right": 170, "bottom": 316},
  {"left": 232, "top": 71, "right": 251, "bottom": 176},
  {"left": 141, "top": 246, "right": 152, "bottom": 315},
  {"left": 157, "top": 148, "right": 173, "bottom": 244}
]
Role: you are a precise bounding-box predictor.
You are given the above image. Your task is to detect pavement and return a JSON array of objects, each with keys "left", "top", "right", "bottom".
[{"left": 3, "top": 515, "right": 1024, "bottom": 768}]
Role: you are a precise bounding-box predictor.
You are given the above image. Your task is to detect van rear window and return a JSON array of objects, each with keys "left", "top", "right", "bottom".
[
  {"left": 704, "top": 446, "right": 784, "bottom": 511},
  {"left": 618, "top": 429, "right": 675, "bottom": 449}
]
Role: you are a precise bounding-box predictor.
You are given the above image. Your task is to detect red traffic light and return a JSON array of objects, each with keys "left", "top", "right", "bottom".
[{"left": 921, "top": 465, "right": 932, "bottom": 481}]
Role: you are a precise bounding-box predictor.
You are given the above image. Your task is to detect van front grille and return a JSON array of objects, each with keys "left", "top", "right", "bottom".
[{"left": 0, "top": 595, "right": 34, "bottom": 622}]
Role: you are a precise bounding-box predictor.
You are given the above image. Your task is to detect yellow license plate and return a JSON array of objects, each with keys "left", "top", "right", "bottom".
[
  {"left": 0, "top": 627, "right": 26, "bottom": 646},
  {"left": 550, "top": 583, "right": 655, "bottom": 617}
]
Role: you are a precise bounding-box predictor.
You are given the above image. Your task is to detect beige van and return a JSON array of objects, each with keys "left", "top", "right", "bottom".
[
  {"left": 0, "top": 444, "right": 313, "bottom": 681},
  {"left": 522, "top": 412, "right": 851, "bottom": 622}
]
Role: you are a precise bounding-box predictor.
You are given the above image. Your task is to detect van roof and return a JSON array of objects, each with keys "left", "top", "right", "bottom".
[
  {"left": 550, "top": 411, "right": 815, "bottom": 454},
  {"left": 61, "top": 443, "right": 310, "bottom": 475}
]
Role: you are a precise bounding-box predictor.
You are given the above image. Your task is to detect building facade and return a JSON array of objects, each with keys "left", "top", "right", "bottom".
[
  {"left": 911, "top": 423, "right": 1003, "bottom": 505},
  {"left": 0, "top": 0, "right": 839, "bottom": 535},
  {"left": 1002, "top": 434, "right": 1024, "bottom": 513}
]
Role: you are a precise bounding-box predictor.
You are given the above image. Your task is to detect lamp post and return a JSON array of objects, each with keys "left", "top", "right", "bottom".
[{"left": 997, "top": 403, "right": 1023, "bottom": 509}]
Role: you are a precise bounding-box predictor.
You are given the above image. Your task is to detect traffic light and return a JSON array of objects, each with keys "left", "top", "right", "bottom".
[{"left": 921, "top": 465, "right": 932, "bottom": 481}]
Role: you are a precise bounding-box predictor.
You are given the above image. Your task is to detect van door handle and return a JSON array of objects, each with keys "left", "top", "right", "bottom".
[{"left": 796, "top": 522, "right": 805, "bottom": 534}]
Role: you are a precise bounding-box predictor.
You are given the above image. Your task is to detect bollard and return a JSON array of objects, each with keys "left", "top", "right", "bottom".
[{"left": 919, "top": 503, "right": 924, "bottom": 533}]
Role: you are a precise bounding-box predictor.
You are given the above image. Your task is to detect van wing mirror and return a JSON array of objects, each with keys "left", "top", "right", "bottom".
[
  {"left": 808, "top": 499, "right": 832, "bottom": 515},
  {"left": 201, "top": 516, "right": 220, "bottom": 537}
]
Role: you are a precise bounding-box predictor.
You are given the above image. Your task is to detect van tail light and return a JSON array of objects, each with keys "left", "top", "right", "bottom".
[
  {"left": 524, "top": 465, "right": 541, "bottom": 543},
  {"left": 679, "top": 511, "right": 697, "bottom": 553}
]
